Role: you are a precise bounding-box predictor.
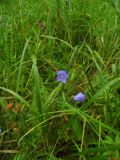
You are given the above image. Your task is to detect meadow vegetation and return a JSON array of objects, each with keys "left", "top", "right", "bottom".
[{"left": 0, "top": 0, "right": 120, "bottom": 159}]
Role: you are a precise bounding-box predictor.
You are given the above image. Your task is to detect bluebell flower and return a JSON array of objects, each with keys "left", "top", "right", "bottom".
[
  {"left": 73, "top": 92, "right": 86, "bottom": 102},
  {"left": 56, "top": 70, "right": 69, "bottom": 83}
]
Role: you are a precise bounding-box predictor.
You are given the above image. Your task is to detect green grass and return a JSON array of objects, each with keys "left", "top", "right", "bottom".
[{"left": 0, "top": 0, "right": 120, "bottom": 159}]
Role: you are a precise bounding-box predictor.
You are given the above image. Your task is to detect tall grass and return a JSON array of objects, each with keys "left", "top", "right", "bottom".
[{"left": 0, "top": 0, "right": 120, "bottom": 159}]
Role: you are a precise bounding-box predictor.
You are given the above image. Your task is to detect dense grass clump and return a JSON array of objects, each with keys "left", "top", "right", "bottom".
[{"left": 0, "top": 0, "right": 120, "bottom": 159}]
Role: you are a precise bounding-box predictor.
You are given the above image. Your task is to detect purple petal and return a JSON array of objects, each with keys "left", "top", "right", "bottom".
[
  {"left": 60, "top": 78, "right": 67, "bottom": 83},
  {"left": 56, "top": 76, "right": 61, "bottom": 81},
  {"left": 73, "top": 92, "right": 86, "bottom": 102},
  {"left": 57, "top": 70, "right": 69, "bottom": 77},
  {"left": 56, "top": 70, "right": 69, "bottom": 83}
]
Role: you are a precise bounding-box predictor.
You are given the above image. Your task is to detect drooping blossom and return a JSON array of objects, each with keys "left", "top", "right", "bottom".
[
  {"left": 73, "top": 92, "right": 86, "bottom": 102},
  {"left": 56, "top": 70, "right": 69, "bottom": 83}
]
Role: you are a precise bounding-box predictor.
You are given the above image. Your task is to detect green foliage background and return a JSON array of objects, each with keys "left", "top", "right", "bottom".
[{"left": 0, "top": 0, "right": 120, "bottom": 159}]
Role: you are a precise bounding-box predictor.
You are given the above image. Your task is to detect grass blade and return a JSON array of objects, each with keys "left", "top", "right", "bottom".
[
  {"left": 16, "top": 37, "right": 31, "bottom": 93},
  {"left": 0, "top": 87, "right": 29, "bottom": 107},
  {"left": 32, "top": 55, "right": 42, "bottom": 114}
]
